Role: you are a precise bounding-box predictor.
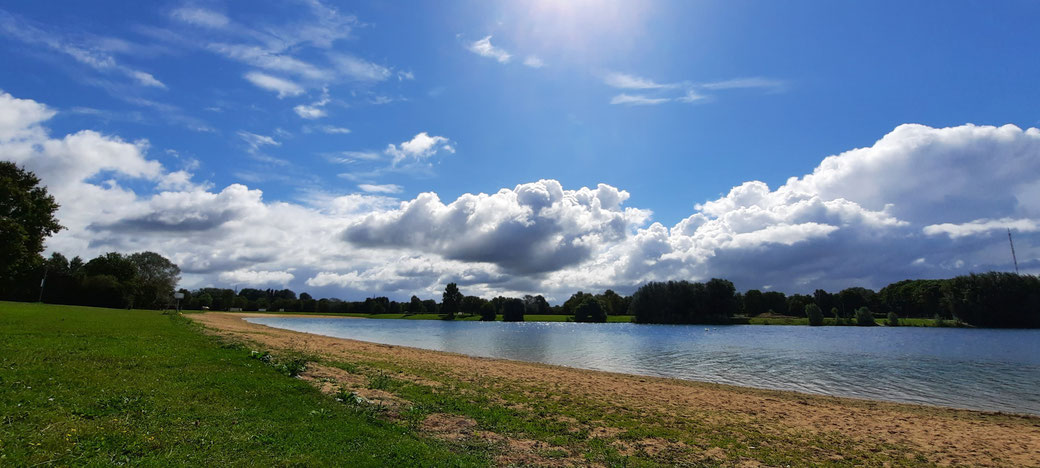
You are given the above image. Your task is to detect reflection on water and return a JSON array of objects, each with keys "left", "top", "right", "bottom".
[{"left": 245, "top": 317, "right": 1040, "bottom": 415}]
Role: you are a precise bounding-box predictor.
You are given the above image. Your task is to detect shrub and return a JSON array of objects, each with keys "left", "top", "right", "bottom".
[
  {"left": 805, "top": 304, "right": 824, "bottom": 326},
  {"left": 573, "top": 297, "right": 607, "bottom": 323},
  {"left": 855, "top": 307, "right": 876, "bottom": 326},
  {"left": 886, "top": 311, "right": 900, "bottom": 327}
]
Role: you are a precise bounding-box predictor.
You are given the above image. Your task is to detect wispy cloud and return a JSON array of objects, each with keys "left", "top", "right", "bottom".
[
  {"left": 0, "top": 10, "right": 166, "bottom": 89},
  {"left": 700, "top": 77, "right": 786, "bottom": 91},
  {"left": 603, "top": 72, "right": 675, "bottom": 90},
  {"left": 237, "top": 131, "right": 280, "bottom": 151},
  {"left": 604, "top": 70, "right": 786, "bottom": 106},
  {"left": 467, "top": 35, "right": 511, "bottom": 63},
  {"left": 523, "top": 55, "right": 545, "bottom": 68},
  {"left": 358, "top": 183, "right": 403, "bottom": 194},
  {"left": 243, "top": 71, "right": 303, "bottom": 98},
  {"left": 610, "top": 94, "right": 671, "bottom": 106},
  {"left": 293, "top": 88, "right": 331, "bottom": 119},
  {"left": 170, "top": 7, "right": 229, "bottom": 29},
  {"left": 331, "top": 54, "right": 391, "bottom": 82}
]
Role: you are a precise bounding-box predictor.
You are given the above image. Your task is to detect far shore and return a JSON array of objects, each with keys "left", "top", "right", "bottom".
[
  {"left": 211, "top": 309, "right": 963, "bottom": 327},
  {"left": 193, "top": 311, "right": 1040, "bottom": 466}
]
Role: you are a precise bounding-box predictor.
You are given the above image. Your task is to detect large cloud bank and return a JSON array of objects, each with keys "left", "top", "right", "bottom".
[{"left": 2, "top": 91, "right": 1037, "bottom": 301}]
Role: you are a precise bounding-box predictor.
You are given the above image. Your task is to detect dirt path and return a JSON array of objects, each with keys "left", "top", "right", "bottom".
[{"left": 192, "top": 312, "right": 1040, "bottom": 467}]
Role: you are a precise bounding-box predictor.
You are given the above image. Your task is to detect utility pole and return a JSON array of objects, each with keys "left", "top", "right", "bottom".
[{"left": 1008, "top": 228, "right": 1020, "bottom": 274}]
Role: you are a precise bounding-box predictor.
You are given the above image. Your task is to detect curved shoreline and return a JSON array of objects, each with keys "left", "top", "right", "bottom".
[{"left": 191, "top": 312, "right": 1040, "bottom": 466}]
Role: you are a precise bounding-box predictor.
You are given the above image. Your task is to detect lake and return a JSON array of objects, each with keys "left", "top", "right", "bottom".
[{"left": 245, "top": 317, "right": 1040, "bottom": 415}]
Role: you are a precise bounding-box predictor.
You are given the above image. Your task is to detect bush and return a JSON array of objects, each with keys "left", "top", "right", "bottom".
[
  {"left": 573, "top": 297, "right": 607, "bottom": 323},
  {"left": 479, "top": 302, "right": 497, "bottom": 321},
  {"left": 805, "top": 304, "right": 824, "bottom": 326},
  {"left": 886, "top": 311, "right": 900, "bottom": 327},
  {"left": 502, "top": 298, "right": 525, "bottom": 322},
  {"left": 855, "top": 307, "right": 876, "bottom": 326}
]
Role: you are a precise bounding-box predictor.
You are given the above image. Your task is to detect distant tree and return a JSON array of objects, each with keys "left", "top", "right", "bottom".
[
  {"left": 461, "top": 295, "right": 486, "bottom": 317},
  {"left": 563, "top": 292, "right": 595, "bottom": 316},
  {"left": 479, "top": 302, "right": 497, "bottom": 321},
  {"left": 422, "top": 299, "right": 438, "bottom": 315},
  {"left": 787, "top": 294, "right": 814, "bottom": 317},
  {"left": 128, "top": 251, "right": 180, "bottom": 309},
  {"left": 441, "top": 283, "right": 462, "bottom": 320},
  {"left": 0, "top": 162, "right": 63, "bottom": 297},
  {"left": 573, "top": 297, "right": 607, "bottom": 323},
  {"left": 502, "top": 298, "right": 525, "bottom": 322},
  {"left": 742, "top": 289, "right": 766, "bottom": 316},
  {"left": 408, "top": 295, "right": 425, "bottom": 314},
  {"left": 829, "top": 306, "right": 841, "bottom": 324},
  {"left": 761, "top": 291, "right": 788, "bottom": 315},
  {"left": 598, "top": 289, "right": 628, "bottom": 315},
  {"left": 806, "top": 304, "right": 824, "bottom": 326},
  {"left": 855, "top": 307, "right": 876, "bottom": 326},
  {"left": 886, "top": 311, "right": 900, "bottom": 327}
]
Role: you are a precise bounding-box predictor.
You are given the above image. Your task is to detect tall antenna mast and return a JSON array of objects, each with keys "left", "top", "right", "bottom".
[{"left": 1008, "top": 228, "right": 1020, "bottom": 274}]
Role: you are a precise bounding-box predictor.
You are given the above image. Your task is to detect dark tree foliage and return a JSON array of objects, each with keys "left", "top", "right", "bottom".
[
  {"left": 479, "top": 302, "right": 497, "bottom": 321},
  {"left": 522, "top": 295, "right": 551, "bottom": 315},
  {"left": 813, "top": 289, "right": 836, "bottom": 315},
  {"left": 597, "top": 289, "right": 629, "bottom": 315},
  {"left": 786, "top": 294, "right": 813, "bottom": 318},
  {"left": 0, "top": 162, "right": 63, "bottom": 297},
  {"left": 128, "top": 251, "right": 181, "bottom": 309},
  {"left": 855, "top": 307, "right": 876, "bottom": 326},
  {"left": 502, "top": 298, "right": 525, "bottom": 322},
  {"left": 944, "top": 272, "right": 1040, "bottom": 328},
  {"left": 461, "top": 295, "right": 486, "bottom": 317},
  {"left": 742, "top": 289, "right": 766, "bottom": 316},
  {"left": 573, "top": 297, "right": 607, "bottom": 323},
  {"left": 806, "top": 303, "right": 824, "bottom": 326},
  {"left": 630, "top": 279, "right": 739, "bottom": 324},
  {"left": 441, "top": 283, "right": 462, "bottom": 320},
  {"left": 562, "top": 291, "right": 595, "bottom": 316},
  {"left": 408, "top": 295, "right": 425, "bottom": 314},
  {"left": 761, "top": 291, "right": 788, "bottom": 316},
  {"left": 886, "top": 311, "right": 900, "bottom": 327}
]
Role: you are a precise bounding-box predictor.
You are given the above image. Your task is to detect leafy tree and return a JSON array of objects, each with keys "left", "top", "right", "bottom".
[
  {"left": 479, "top": 302, "right": 497, "bottom": 321},
  {"left": 502, "top": 298, "right": 525, "bottom": 322},
  {"left": 0, "top": 162, "right": 63, "bottom": 296},
  {"left": 562, "top": 292, "right": 595, "bottom": 316},
  {"left": 128, "top": 251, "right": 180, "bottom": 309},
  {"left": 408, "top": 295, "right": 425, "bottom": 314},
  {"left": 742, "top": 289, "right": 766, "bottom": 316},
  {"left": 598, "top": 289, "right": 628, "bottom": 315},
  {"left": 806, "top": 303, "right": 824, "bottom": 326},
  {"left": 573, "top": 297, "right": 607, "bottom": 323},
  {"left": 441, "top": 283, "right": 462, "bottom": 320},
  {"left": 886, "top": 311, "right": 900, "bottom": 327},
  {"left": 855, "top": 307, "right": 876, "bottom": 326},
  {"left": 461, "top": 295, "right": 486, "bottom": 317}
]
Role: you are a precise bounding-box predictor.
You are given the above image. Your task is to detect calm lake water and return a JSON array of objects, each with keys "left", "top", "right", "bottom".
[{"left": 245, "top": 317, "right": 1040, "bottom": 415}]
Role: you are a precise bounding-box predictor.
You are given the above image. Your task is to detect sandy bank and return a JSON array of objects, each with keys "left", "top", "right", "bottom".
[{"left": 192, "top": 312, "right": 1040, "bottom": 466}]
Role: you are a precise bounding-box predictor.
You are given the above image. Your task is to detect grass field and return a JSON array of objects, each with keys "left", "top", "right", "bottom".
[{"left": 0, "top": 301, "right": 482, "bottom": 466}]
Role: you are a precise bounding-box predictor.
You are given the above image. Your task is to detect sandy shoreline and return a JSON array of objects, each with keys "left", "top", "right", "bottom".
[{"left": 192, "top": 312, "right": 1040, "bottom": 466}]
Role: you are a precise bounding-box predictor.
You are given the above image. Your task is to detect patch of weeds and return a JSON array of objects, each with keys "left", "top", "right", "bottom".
[
  {"left": 309, "top": 408, "right": 334, "bottom": 419},
  {"left": 336, "top": 362, "right": 361, "bottom": 374},
  {"left": 402, "top": 403, "right": 435, "bottom": 429},
  {"left": 335, "top": 389, "right": 386, "bottom": 418},
  {"left": 249, "top": 350, "right": 273, "bottom": 363},
  {"left": 277, "top": 358, "right": 307, "bottom": 377},
  {"left": 249, "top": 350, "right": 307, "bottom": 377},
  {"left": 368, "top": 372, "right": 396, "bottom": 390}
]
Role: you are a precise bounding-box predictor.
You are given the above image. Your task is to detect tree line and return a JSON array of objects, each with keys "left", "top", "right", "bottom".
[{"left": 2, "top": 162, "right": 1038, "bottom": 327}]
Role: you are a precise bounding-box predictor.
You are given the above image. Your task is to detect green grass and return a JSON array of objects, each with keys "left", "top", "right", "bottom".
[{"left": 0, "top": 301, "right": 484, "bottom": 467}]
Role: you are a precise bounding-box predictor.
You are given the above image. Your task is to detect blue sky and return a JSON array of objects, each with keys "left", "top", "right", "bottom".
[{"left": 2, "top": 1, "right": 1039, "bottom": 301}]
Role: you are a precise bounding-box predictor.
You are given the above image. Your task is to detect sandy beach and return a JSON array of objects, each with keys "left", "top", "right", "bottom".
[{"left": 192, "top": 312, "right": 1040, "bottom": 466}]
